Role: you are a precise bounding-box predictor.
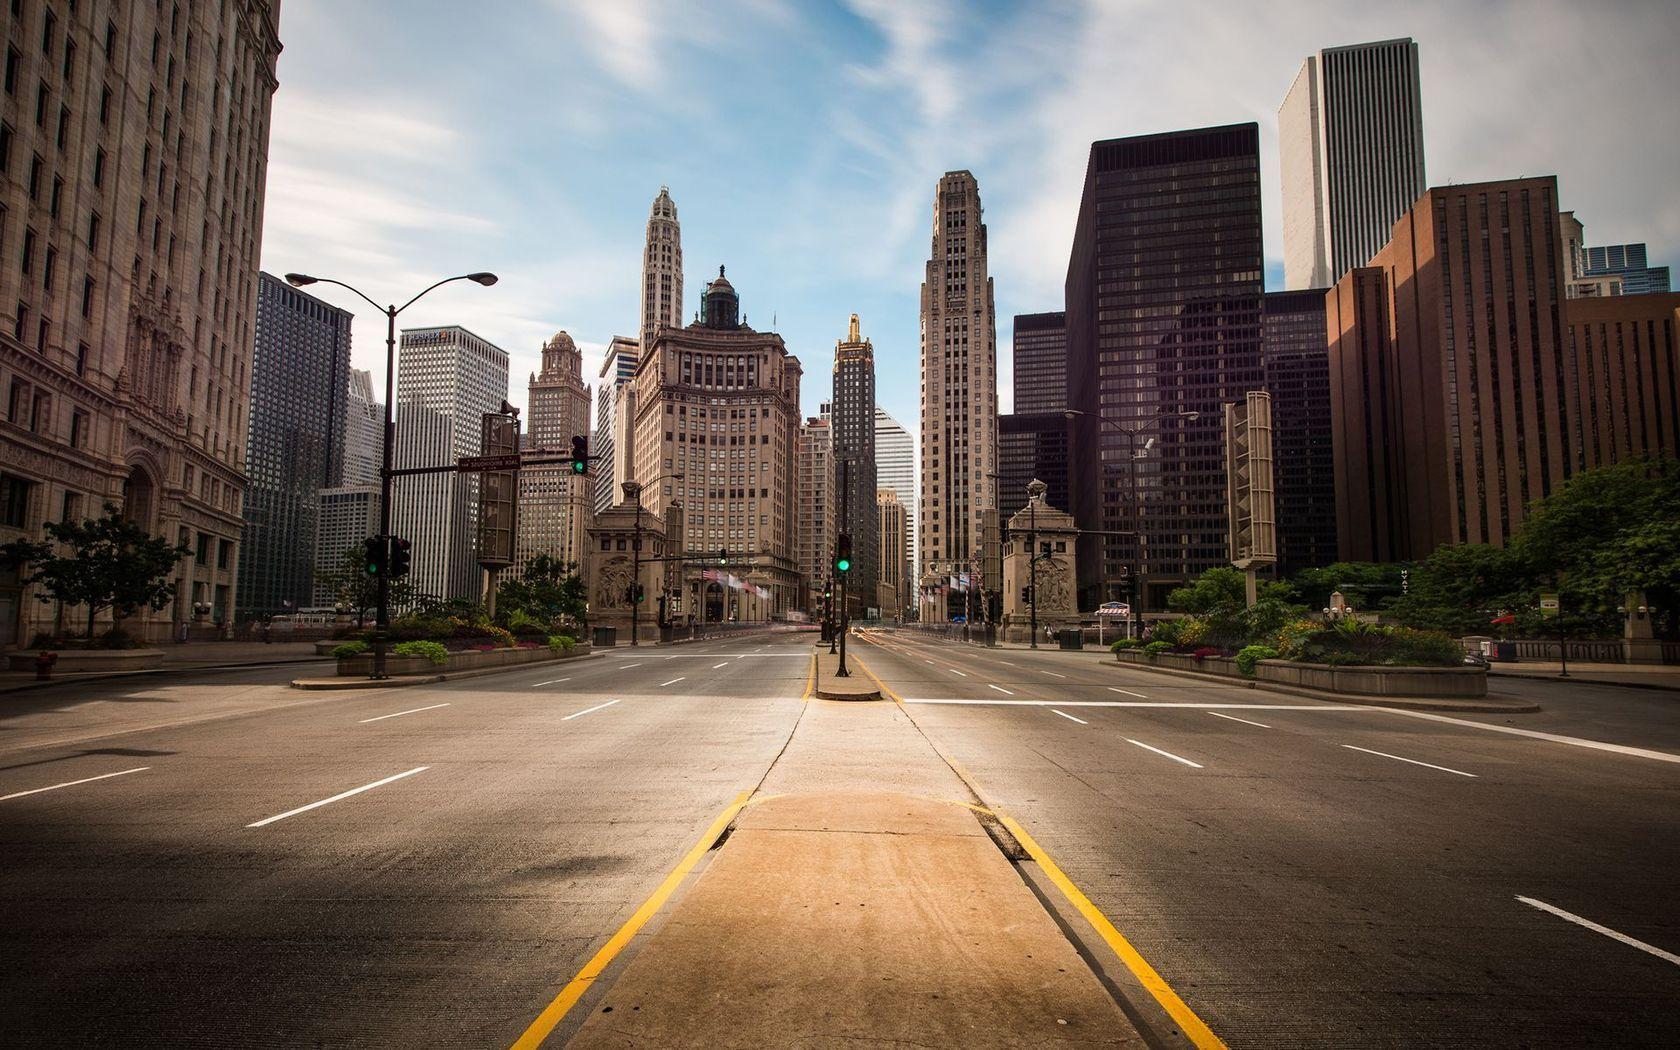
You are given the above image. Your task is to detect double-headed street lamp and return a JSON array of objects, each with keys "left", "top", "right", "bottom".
[
  {"left": 622, "top": 473, "right": 685, "bottom": 647},
  {"left": 1066, "top": 407, "right": 1199, "bottom": 641},
  {"left": 284, "top": 271, "right": 497, "bottom": 679}
]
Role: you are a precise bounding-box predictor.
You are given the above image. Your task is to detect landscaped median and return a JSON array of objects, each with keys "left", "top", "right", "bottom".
[
  {"left": 291, "top": 635, "right": 592, "bottom": 689},
  {"left": 1111, "top": 647, "right": 1488, "bottom": 699}
]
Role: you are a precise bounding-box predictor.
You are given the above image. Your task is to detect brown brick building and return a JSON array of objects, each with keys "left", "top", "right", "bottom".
[{"left": 1329, "top": 176, "right": 1680, "bottom": 561}]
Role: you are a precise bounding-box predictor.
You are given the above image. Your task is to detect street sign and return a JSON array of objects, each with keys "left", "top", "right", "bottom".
[
  {"left": 458, "top": 453, "right": 521, "bottom": 472},
  {"left": 1097, "top": 603, "right": 1130, "bottom": 617},
  {"left": 1540, "top": 593, "right": 1560, "bottom": 618}
]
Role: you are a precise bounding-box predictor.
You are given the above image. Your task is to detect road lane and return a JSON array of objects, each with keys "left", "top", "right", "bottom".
[{"left": 857, "top": 630, "right": 1680, "bottom": 1048}]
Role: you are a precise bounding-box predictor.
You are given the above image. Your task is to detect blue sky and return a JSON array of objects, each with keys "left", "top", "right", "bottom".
[{"left": 259, "top": 0, "right": 1680, "bottom": 431}]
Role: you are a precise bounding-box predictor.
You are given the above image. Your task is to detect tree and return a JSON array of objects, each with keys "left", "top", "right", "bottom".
[
  {"left": 1510, "top": 457, "right": 1680, "bottom": 579},
  {"left": 1286, "top": 561, "right": 1407, "bottom": 611},
  {"left": 495, "top": 554, "right": 588, "bottom": 628},
  {"left": 1386, "top": 543, "right": 1533, "bottom": 636},
  {"left": 1165, "top": 566, "right": 1299, "bottom": 646},
  {"left": 314, "top": 545, "right": 413, "bottom": 626},
  {"left": 0, "top": 504, "right": 191, "bottom": 640}
]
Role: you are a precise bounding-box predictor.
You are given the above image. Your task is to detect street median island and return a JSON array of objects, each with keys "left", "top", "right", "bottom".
[
  {"left": 291, "top": 642, "right": 594, "bottom": 689},
  {"left": 811, "top": 645, "right": 882, "bottom": 701}
]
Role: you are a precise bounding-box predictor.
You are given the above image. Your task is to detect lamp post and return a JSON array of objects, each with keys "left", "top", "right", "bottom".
[
  {"left": 1065, "top": 408, "right": 1198, "bottom": 641},
  {"left": 285, "top": 270, "right": 497, "bottom": 680},
  {"left": 621, "top": 472, "right": 685, "bottom": 647},
  {"left": 1028, "top": 484, "right": 1039, "bottom": 648}
]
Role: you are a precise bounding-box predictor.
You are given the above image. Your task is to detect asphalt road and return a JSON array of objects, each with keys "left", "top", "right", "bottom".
[
  {"left": 854, "top": 630, "right": 1680, "bottom": 1048},
  {"left": 0, "top": 633, "right": 811, "bottom": 1047}
]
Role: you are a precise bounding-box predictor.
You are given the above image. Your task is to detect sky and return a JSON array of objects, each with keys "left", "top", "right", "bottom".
[{"left": 258, "top": 0, "right": 1680, "bottom": 433}]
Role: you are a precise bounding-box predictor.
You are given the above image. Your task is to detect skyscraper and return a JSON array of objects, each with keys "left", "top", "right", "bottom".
[
  {"left": 877, "top": 489, "right": 909, "bottom": 622},
  {"left": 874, "top": 407, "right": 916, "bottom": 578},
  {"left": 918, "top": 171, "right": 998, "bottom": 618},
  {"left": 0, "top": 0, "right": 282, "bottom": 645},
  {"left": 831, "top": 314, "right": 878, "bottom": 607},
  {"left": 1262, "top": 290, "right": 1338, "bottom": 575},
  {"left": 341, "top": 369, "right": 384, "bottom": 487},
  {"left": 593, "top": 335, "right": 640, "bottom": 514},
  {"left": 1581, "top": 243, "right": 1671, "bottom": 296},
  {"left": 519, "top": 331, "right": 592, "bottom": 573},
  {"left": 796, "top": 417, "right": 833, "bottom": 610},
  {"left": 631, "top": 268, "right": 803, "bottom": 621},
  {"left": 238, "top": 273, "right": 353, "bottom": 615},
  {"left": 1066, "top": 125, "right": 1265, "bottom": 611},
  {"left": 1011, "top": 312, "right": 1067, "bottom": 413},
  {"left": 1280, "top": 38, "right": 1426, "bottom": 290},
  {"left": 390, "top": 326, "right": 509, "bottom": 602},
  {"left": 641, "top": 188, "right": 683, "bottom": 351}
]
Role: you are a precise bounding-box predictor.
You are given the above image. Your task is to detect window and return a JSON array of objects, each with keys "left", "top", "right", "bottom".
[
  {"left": 4, "top": 47, "right": 18, "bottom": 95},
  {"left": 0, "top": 474, "right": 29, "bottom": 528},
  {"left": 105, "top": 22, "right": 116, "bottom": 61},
  {"left": 70, "top": 409, "right": 87, "bottom": 447},
  {"left": 61, "top": 490, "right": 81, "bottom": 524},
  {"left": 99, "top": 85, "right": 110, "bottom": 124},
  {"left": 29, "top": 389, "right": 48, "bottom": 430},
  {"left": 218, "top": 539, "right": 232, "bottom": 570},
  {"left": 81, "top": 276, "right": 93, "bottom": 317},
  {"left": 0, "top": 121, "right": 11, "bottom": 172},
  {"left": 6, "top": 379, "right": 23, "bottom": 422},
  {"left": 49, "top": 175, "right": 61, "bottom": 217},
  {"left": 21, "top": 227, "right": 35, "bottom": 273},
  {"left": 28, "top": 153, "right": 41, "bottom": 198},
  {"left": 74, "top": 342, "right": 86, "bottom": 375},
  {"left": 92, "top": 147, "right": 104, "bottom": 187},
  {"left": 195, "top": 533, "right": 210, "bottom": 565},
  {"left": 87, "top": 210, "right": 99, "bottom": 247},
  {"left": 43, "top": 245, "right": 54, "bottom": 290}
]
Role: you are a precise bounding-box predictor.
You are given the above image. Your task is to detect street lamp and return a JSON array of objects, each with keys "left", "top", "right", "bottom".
[
  {"left": 622, "top": 472, "right": 684, "bottom": 647},
  {"left": 286, "top": 271, "right": 497, "bottom": 679},
  {"left": 1065, "top": 407, "right": 1198, "bottom": 640}
]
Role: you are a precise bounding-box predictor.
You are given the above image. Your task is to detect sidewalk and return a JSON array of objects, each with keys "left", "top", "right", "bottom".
[
  {"left": 559, "top": 680, "right": 1147, "bottom": 1048},
  {"left": 1489, "top": 661, "right": 1680, "bottom": 692},
  {"left": 0, "top": 640, "right": 325, "bottom": 694}
]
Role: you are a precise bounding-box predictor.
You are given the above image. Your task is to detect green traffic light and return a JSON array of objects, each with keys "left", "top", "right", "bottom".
[
  {"left": 571, "top": 459, "right": 586, "bottom": 474},
  {"left": 836, "top": 558, "right": 851, "bottom": 573}
]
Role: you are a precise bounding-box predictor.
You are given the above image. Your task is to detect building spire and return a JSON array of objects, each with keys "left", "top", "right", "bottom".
[{"left": 848, "top": 313, "right": 861, "bottom": 343}]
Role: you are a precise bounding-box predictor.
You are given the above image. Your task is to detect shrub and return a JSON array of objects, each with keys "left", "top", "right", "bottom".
[
  {"left": 1142, "top": 640, "right": 1173, "bottom": 655},
  {"left": 1109, "top": 637, "right": 1142, "bottom": 651},
  {"left": 1192, "top": 646, "right": 1220, "bottom": 661},
  {"left": 1147, "top": 617, "right": 1206, "bottom": 649},
  {"left": 548, "top": 634, "right": 577, "bottom": 652},
  {"left": 1235, "top": 645, "right": 1279, "bottom": 676},
  {"left": 331, "top": 640, "right": 369, "bottom": 659},
  {"left": 483, "top": 625, "right": 516, "bottom": 649},
  {"left": 392, "top": 640, "right": 448, "bottom": 665}
]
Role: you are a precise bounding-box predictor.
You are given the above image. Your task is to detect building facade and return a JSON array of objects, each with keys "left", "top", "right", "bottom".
[
  {"left": 1581, "top": 243, "right": 1671, "bottom": 297},
  {"left": 874, "top": 406, "right": 915, "bottom": 574},
  {"left": 830, "top": 313, "right": 877, "bottom": 606},
  {"left": 518, "top": 330, "right": 592, "bottom": 573},
  {"left": 592, "top": 334, "right": 638, "bottom": 514},
  {"left": 997, "top": 412, "right": 1074, "bottom": 526},
  {"left": 918, "top": 171, "right": 998, "bottom": 618},
  {"left": 641, "top": 187, "right": 682, "bottom": 352},
  {"left": 1280, "top": 38, "right": 1426, "bottom": 290},
  {"left": 876, "top": 488, "right": 908, "bottom": 622},
  {"left": 389, "top": 326, "right": 509, "bottom": 602},
  {"left": 0, "top": 0, "right": 283, "bottom": 645},
  {"left": 795, "top": 416, "right": 832, "bottom": 610},
  {"left": 342, "top": 368, "right": 382, "bottom": 487},
  {"left": 1066, "top": 125, "right": 1265, "bottom": 612},
  {"left": 1327, "top": 177, "right": 1680, "bottom": 561},
  {"left": 237, "top": 272, "right": 352, "bottom": 615},
  {"left": 1011, "top": 311, "right": 1066, "bottom": 413},
  {"left": 629, "top": 268, "right": 803, "bottom": 621},
  {"left": 1261, "top": 289, "right": 1338, "bottom": 575},
  {"left": 311, "top": 485, "right": 379, "bottom": 607}
]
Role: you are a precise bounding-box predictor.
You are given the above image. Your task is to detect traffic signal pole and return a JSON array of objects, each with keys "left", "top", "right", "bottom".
[{"left": 836, "top": 457, "right": 852, "bottom": 678}]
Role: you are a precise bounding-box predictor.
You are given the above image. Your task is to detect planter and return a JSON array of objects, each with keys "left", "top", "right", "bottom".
[
  {"left": 1113, "top": 648, "right": 1485, "bottom": 697},
  {"left": 336, "top": 643, "right": 591, "bottom": 677},
  {"left": 7, "top": 648, "right": 166, "bottom": 673}
]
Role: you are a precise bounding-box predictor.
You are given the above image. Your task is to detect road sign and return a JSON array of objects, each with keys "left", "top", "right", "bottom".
[
  {"left": 1540, "top": 593, "right": 1560, "bottom": 618},
  {"left": 458, "top": 453, "right": 521, "bottom": 472},
  {"left": 1097, "top": 603, "right": 1130, "bottom": 618}
]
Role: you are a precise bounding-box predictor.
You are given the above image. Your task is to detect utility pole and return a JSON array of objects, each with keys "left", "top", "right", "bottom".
[
  {"left": 1029, "top": 490, "right": 1039, "bottom": 649},
  {"left": 836, "top": 456, "right": 852, "bottom": 677}
]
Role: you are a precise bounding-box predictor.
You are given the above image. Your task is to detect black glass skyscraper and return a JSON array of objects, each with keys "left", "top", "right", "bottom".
[
  {"left": 1262, "top": 289, "right": 1337, "bottom": 575},
  {"left": 1066, "top": 125, "right": 1265, "bottom": 610}
]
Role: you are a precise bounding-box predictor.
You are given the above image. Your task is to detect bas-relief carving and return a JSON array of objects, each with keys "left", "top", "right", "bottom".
[{"left": 595, "top": 556, "right": 633, "bottom": 610}]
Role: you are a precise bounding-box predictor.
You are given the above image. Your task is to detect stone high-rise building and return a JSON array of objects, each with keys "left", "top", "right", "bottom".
[
  {"left": 630, "top": 267, "right": 802, "bottom": 621},
  {"left": 1329, "top": 176, "right": 1680, "bottom": 561},
  {"left": 876, "top": 488, "right": 909, "bottom": 622},
  {"left": 592, "top": 335, "right": 639, "bottom": 514},
  {"left": 1067, "top": 125, "right": 1265, "bottom": 612},
  {"left": 1280, "top": 38, "right": 1426, "bottom": 290},
  {"left": 390, "top": 326, "right": 509, "bottom": 602},
  {"left": 238, "top": 273, "right": 352, "bottom": 616},
  {"left": 518, "top": 330, "right": 592, "bottom": 573},
  {"left": 0, "top": 1, "right": 282, "bottom": 645},
  {"left": 795, "top": 416, "right": 833, "bottom": 610},
  {"left": 641, "top": 188, "right": 683, "bottom": 352},
  {"left": 1011, "top": 312, "right": 1066, "bottom": 413},
  {"left": 918, "top": 171, "right": 997, "bottom": 619},
  {"left": 341, "top": 368, "right": 383, "bottom": 487},
  {"left": 831, "top": 314, "right": 877, "bottom": 606}
]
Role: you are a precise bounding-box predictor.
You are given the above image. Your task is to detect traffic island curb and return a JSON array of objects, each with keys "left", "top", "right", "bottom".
[
  {"left": 290, "top": 674, "right": 443, "bottom": 690},
  {"left": 1103, "top": 658, "right": 1541, "bottom": 713},
  {"left": 812, "top": 646, "right": 882, "bottom": 701}
]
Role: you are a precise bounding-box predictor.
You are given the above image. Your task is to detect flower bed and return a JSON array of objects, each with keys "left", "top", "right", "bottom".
[
  {"left": 335, "top": 641, "right": 589, "bottom": 677},
  {"left": 7, "top": 648, "right": 166, "bottom": 673},
  {"left": 1112, "top": 648, "right": 1485, "bottom": 698}
]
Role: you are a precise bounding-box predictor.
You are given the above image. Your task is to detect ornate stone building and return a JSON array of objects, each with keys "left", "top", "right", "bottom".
[
  {"left": 918, "top": 171, "right": 998, "bottom": 621},
  {"left": 0, "top": 1, "right": 283, "bottom": 644},
  {"left": 795, "top": 414, "right": 832, "bottom": 611},
  {"left": 876, "top": 488, "right": 908, "bottom": 623},
  {"left": 641, "top": 188, "right": 682, "bottom": 352},
  {"left": 1001, "top": 481, "right": 1078, "bottom": 643},
  {"left": 629, "top": 267, "right": 802, "bottom": 621},
  {"left": 517, "top": 330, "right": 591, "bottom": 574},
  {"left": 830, "top": 313, "right": 877, "bottom": 608}
]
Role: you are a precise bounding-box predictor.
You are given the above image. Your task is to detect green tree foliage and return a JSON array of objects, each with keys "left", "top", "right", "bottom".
[
  {"left": 1385, "top": 543, "right": 1532, "bottom": 635},
  {"left": 495, "top": 554, "right": 588, "bottom": 629},
  {"left": 0, "top": 504, "right": 191, "bottom": 639},
  {"left": 1285, "top": 561, "right": 1407, "bottom": 611},
  {"left": 314, "top": 545, "right": 413, "bottom": 626},
  {"left": 1165, "top": 566, "right": 1298, "bottom": 646}
]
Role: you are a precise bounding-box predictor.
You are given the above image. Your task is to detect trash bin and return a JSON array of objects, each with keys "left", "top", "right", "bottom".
[
  {"left": 591, "top": 626, "right": 618, "bottom": 648},
  {"left": 1058, "top": 629, "right": 1083, "bottom": 650},
  {"left": 1491, "top": 640, "right": 1516, "bottom": 662}
]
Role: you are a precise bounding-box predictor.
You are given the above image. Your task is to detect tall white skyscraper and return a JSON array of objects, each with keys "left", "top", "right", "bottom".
[
  {"left": 592, "top": 335, "right": 641, "bottom": 513},
  {"left": 390, "top": 326, "right": 510, "bottom": 602},
  {"left": 1280, "top": 38, "right": 1426, "bottom": 290},
  {"left": 641, "top": 188, "right": 684, "bottom": 351},
  {"left": 342, "top": 369, "right": 384, "bottom": 487},
  {"left": 518, "top": 331, "right": 592, "bottom": 574},
  {"left": 874, "top": 407, "right": 916, "bottom": 573},
  {"left": 918, "top": 171, "right": 997, "bottom": 610}
]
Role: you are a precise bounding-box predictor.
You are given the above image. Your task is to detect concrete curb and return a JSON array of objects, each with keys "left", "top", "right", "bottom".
[
  {"left": 3, "top": 656, "right": 333, "bottom": 696},
  {"left": 814, "top": 685, "right": 883, "bottom": 701},
  {"left": 291, "top": 651, "right": 605, "bottom": 690},
  {"left": 1103, "top": 657, "right": 1542, "bottom": 714},
  {"left": 1488, "top": 669, "right": 1680, "bottom": 695}
]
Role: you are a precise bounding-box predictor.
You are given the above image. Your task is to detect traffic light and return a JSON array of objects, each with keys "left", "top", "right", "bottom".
[
  {"left": 634, "top": 583, "right": 646, "bottom": 603},
  {"left": 569, "top": 434, "right": 589, "bottom": 475},
  {"left": 717, "top": 547, "right": 728, "bottom": 565},
  {"left": 363, "top": 535, "right": 387, "bottom": 577},
  {"left": 835, "top": 533, "right": 852, "bottom": 575},
  {"left": 1021, "top": 585, "right": 1034, "bottom": 603},
  {"left": 390, "top": 536, "right": 411, "bottom": 578}
]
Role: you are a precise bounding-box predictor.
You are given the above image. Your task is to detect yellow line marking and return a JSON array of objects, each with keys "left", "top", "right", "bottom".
[
  {"left": 802, "top": 650, "right": 816, "bottom": 701},
  {"left": 993, "top": 810, "right": 1228, "bottom": 1050},
  {"left": 849, "top": 653, "right": 901, "bottom": 704},
  {"left": 510, "top": 790, "right": 753, "bottom": 1049}
]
